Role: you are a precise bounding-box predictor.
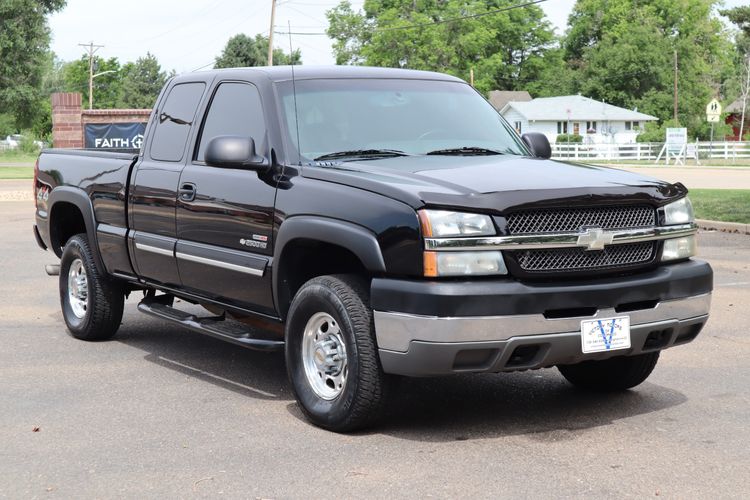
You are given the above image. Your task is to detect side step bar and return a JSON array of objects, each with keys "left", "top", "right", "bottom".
[{"left": 137, "top": 298, "right": 284, "bottom": 352}]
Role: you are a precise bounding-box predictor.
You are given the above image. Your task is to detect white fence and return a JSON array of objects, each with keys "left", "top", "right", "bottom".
[{"left": 551, "top": 141, "right": 750, "bottom": 162}]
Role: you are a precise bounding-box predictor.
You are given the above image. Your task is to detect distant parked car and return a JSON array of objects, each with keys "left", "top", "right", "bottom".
[
  {"left": 4, "top": 134, "right": 24, "bottom": 149},
  {"left": 2, "top": 134, "right": 45, "bottom": 150}
]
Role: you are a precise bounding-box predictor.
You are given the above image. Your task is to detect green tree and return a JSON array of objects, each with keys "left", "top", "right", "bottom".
[
  {"left": 563, "top": 0, "right": 733, "bottom": 138},
  {"left": 0, "top": 0, "right": 66, "bottom": 129},
  {"left": 0, "top": 113, "right": 15, "bottom": 137},
  {"left": 62, "top": 56, "right": 122, "bottom": 109},
  {"left": 119, "top": 53, "right": 172, "bottom": 109},
  {"left": 214, "top": 34, "right": 301, "bottom": 68},
  {"left": 720, "top": 5, "right": 750, "bottom": 54},
  {"left": 326, "top": 0, "right": 557, "bottom": 94},
  {"left": 27, "top": 51, "right": 66, "bottom": 139}
]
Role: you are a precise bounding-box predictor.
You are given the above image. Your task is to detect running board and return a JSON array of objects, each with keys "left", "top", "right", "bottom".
[{"left": 137, "top": 298, "right": 284, "bottom": 352}]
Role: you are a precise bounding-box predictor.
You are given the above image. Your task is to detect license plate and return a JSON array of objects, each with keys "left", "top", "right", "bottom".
[{"left": 580, "top": 316, "right": 631, "bottom": 353}]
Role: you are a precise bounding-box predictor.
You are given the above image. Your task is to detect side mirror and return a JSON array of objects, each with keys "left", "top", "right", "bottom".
[
  {"left": 204, "top": 136, "right": 266, "bottom": 169},
  {"left": 521, "top": 132, "right": 552, "bottom": 160}
]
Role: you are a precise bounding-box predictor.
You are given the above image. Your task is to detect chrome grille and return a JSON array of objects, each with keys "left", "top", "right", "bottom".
[
  {"left": 506, "top": 206, "right": 655, "bottom": 234},
  {"left": 515, "top": 242, "right": 656, "bottom": 272}
]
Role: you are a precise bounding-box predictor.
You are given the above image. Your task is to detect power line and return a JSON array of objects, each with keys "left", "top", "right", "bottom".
[{"left": 274, "top": 0, "right": 549, "bottom": 35}]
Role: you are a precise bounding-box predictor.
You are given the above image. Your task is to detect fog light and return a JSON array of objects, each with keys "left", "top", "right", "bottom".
[{"left": 661, "top": 236, "right": 696, "bottom": 261}]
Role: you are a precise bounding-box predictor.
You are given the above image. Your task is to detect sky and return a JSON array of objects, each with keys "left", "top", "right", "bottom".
[{"left": 48, "top": 0, "right": 741, "bottom": 74}]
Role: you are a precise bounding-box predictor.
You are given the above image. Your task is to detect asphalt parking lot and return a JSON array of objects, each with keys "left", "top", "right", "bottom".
[{"left": 2, "top": 191, "right": 749, "bottom": 498}]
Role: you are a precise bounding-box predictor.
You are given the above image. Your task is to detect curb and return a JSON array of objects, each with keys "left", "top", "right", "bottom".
[{"left": 697, "top": 218, "right": 750, "bottom": 235}]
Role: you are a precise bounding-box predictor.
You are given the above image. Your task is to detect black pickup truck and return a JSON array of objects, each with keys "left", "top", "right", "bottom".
[{"left": 33, "top": 66, "right": 712, "bottom": 431}]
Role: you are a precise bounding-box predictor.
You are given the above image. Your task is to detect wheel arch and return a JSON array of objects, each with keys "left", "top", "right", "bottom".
[
  {"left": 47, "top": 187, "right": 106, "bottom": 274},
  {"left": 272, "top": 216, "right": 386, "bottom": 320}
]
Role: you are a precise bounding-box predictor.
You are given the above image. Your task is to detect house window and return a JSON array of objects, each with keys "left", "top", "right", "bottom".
[
  {"left": 625, "top": 121, "right": 639, "bottom": 131},
  {"left": 557, "top": 121, "right": 568, "bottom": 134},
  {"left": 514, "top": 121, "right": 522, "bottom": 134},
  {"left": 586, "top": 121, "right": 597, "bottom": 132},
  {"left": 573, "top": 122, "right": 580, "bottom": 135}
]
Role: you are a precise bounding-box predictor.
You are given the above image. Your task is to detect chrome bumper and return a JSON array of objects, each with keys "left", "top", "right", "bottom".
[{"left": 373, "top": 293, "right": 711, "bottom": 376}]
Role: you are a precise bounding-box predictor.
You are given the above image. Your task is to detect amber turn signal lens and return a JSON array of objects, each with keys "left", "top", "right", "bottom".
[
  {"left": 423, "top": 251, "right": 438, "bottom": 277},
  {"left": 418, "top": 210, "right": 434, "bottom": 238}
]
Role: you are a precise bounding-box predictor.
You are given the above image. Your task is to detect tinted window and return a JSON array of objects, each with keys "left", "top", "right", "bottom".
[
  {"left": 150, "top": 82, "right": 205, "bottom": 162},
  {"left": 196, "top": 82, "right": 266, "bottom": 162}
]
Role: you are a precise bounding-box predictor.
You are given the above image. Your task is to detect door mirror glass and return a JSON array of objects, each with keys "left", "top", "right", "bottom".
[
  {"left": 521, "top": 132, "right": 552, "bottom": 160},
  {"left": 204, "top": 136, "right": 266, "bottom": 169}
]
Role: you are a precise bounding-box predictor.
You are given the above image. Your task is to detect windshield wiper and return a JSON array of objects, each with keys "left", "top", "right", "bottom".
[
  {"left": 426, "top": 146, "right": 505, "bottom": 156},
  {"left": 313, "top": 149, "right": 410, "bottom": 161}
]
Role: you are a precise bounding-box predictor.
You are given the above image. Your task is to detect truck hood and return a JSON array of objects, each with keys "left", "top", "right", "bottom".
[{"left": 300, "top": 155, "right": 687, "bottom": 213}]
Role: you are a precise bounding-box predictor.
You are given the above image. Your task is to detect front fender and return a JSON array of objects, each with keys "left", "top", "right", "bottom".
[{"left": 272, "top": 216, "right": 386, "bottom": 314}]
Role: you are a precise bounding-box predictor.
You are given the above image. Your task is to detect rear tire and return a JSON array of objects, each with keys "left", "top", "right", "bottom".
[
  {"left": 557, "top": 352, "right": 660, "bottom": 391},
  {"left": 59, "top": 234, "right": 124, "bottom": 341},
  {"left": 285, "top": 274, "right": 387, "bottom": 432}
]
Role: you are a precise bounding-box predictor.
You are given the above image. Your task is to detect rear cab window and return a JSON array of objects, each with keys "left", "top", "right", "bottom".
[{"left": 149, "top": 82, "right": 206, "bottom": 162}]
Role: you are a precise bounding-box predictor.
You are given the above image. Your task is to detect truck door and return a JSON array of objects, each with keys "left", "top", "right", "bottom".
[
  {"left": 175, "top": 81, "right": 277, "bottom": 314},
  {"left": 129, "top": 81, "right": 207, "bottom": 287}
]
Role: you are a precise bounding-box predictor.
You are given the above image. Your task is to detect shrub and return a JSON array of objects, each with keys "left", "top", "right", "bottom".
[
  {"left": 556, "top": 134, "right": 583, "bottom": 143},
  {"left": 19, "top": 134, "right": 42, "bottom": 154}
]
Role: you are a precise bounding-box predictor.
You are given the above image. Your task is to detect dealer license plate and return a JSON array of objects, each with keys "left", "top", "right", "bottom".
[{"left": 580, "top": 316, "right": 631, "bottom": 353}]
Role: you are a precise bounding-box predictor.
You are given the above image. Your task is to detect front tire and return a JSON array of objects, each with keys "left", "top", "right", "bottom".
[
  {"left": 59, "top": 234, "right": 124, "bottom": 341},
  {"left": 557, "top": 352, "right": 660, "bottom": 391},
  {"left": 285, "top": 275, "right": 387, "bottom": 432}
]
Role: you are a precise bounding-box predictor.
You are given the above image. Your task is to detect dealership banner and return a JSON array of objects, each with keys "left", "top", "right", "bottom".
[{"left": 84, "top": 122, "right": 146, "bottom": 150}]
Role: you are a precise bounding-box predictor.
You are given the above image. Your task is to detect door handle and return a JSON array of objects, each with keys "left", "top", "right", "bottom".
[{"left": 179, "top": 183, "right": 196, "bottom": 202}]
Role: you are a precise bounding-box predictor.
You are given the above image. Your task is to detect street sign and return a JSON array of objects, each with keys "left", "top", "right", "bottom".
[{"left": 706, "top": 99, "right": 722, "bottom": 123}]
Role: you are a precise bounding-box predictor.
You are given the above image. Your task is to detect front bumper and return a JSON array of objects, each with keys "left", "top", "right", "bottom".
[{"left": 372, "top": 260, "right": 712, "bottom": 376}]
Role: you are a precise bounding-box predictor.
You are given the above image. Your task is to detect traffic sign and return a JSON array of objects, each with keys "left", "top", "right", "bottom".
[{"left": 706, "top": 99, "right": 722, "bottom": 123}]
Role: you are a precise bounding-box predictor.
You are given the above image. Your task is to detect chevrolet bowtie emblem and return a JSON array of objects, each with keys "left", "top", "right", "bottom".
[{"left": 576, "top": 228, "right": 614, "bottom": 251}]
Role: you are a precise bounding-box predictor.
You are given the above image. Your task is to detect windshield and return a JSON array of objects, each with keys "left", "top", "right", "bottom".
[{"left": 277, "top": 78, "right": 529, "bottom": 163}]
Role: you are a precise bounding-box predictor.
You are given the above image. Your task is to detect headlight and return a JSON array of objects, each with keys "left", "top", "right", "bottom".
[
  {"left": 418, "top": 209, "right": 495, "bottom": 237},
  {"left": 661, "top": 235, "right": 697, "bottom": 261},
  {"left": 664, "top": 197, "right": 694, "bottom": 225},
  {"left": 424, "top": 251, "right": 507, "bottom": 277}
]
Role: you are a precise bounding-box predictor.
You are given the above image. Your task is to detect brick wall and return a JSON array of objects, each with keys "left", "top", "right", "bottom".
[
  {"left": 50, "top": 92, "right": 152, "bottom": 148},
  {"left": 51, "top": 93, "right": 83, "bottom": 149}
]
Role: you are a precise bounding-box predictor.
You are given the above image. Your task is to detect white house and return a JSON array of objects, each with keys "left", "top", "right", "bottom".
[{"left": 498, "top": 95, "right": 658, "bottom": 144}]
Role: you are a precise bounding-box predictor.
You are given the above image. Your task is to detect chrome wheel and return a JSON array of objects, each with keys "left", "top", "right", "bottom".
[
  {"left": 67, "top": 258, "right": 88, "bottom": 319},
  {"left": 302, "top": 312, "right": 348, "bottom": 400}
]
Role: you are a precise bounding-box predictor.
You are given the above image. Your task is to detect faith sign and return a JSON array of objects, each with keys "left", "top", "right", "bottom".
[{"left": 706, "top": 99, "right": 722, "bottom": 123}]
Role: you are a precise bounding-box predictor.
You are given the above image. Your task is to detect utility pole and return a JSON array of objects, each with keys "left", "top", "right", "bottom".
[
  {"left": 78, "top": 41, "right": 104, "bottom": 110},
  {"left": 268, "top": 0, "right": 277, "bottom": 66},
  {"left": 673, "top": 49, "right": 678, "bottom": 121},
  {"left": 739, "top": 54, "right": 750, "bottom": 141}
]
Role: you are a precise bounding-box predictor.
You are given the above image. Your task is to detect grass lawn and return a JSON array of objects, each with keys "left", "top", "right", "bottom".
[
  {"left": 0, "top": 167, "right": 33, "bottom": 179},
  {"left": 0, "top": 151, "right": 38, "bottom": 165},
  {"left": 690, "top": 189, "right": 750, "bottom": 224}
]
